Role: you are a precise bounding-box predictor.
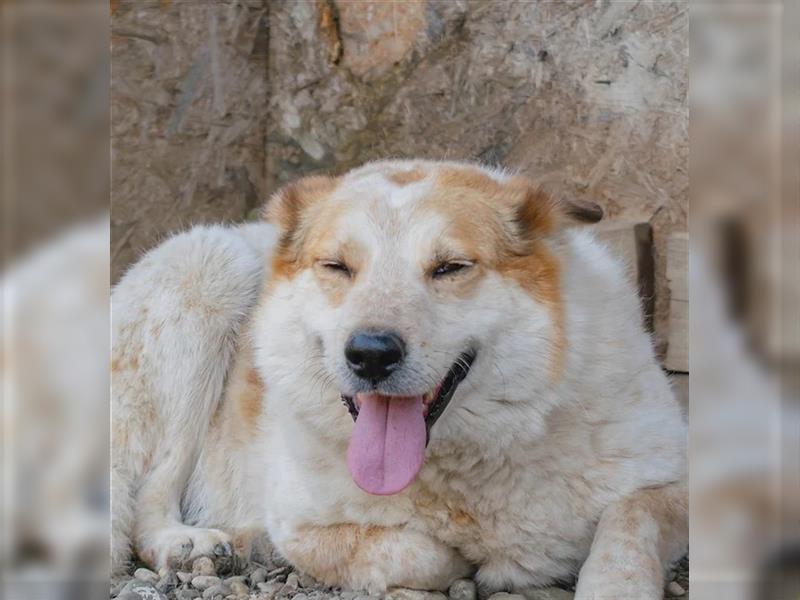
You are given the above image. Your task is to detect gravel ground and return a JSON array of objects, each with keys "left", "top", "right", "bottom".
[{"left": 111, "top": 547, "right": 690, "bottom": 600}]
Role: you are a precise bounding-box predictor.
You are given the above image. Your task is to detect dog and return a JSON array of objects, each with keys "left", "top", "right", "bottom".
[{"left": 112, "top": 159, "right": 687, "bottom": 598}]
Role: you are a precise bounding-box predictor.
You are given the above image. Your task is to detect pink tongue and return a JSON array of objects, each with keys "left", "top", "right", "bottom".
[{"left": 346, "top": 393, "right": 426, "bottom": 495}]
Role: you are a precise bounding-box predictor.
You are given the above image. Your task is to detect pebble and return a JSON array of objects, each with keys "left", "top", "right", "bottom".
[
  {"left": 282, "top": 572, "right": 300, "bottom": 592},
  {"left": 227, "top": 580, "right": 249, "bottom": 596},
  {"left": 111, "top": 577, "right": 133, "bottom": 596},
  {"left": 118, "top": 581, "right": 167, "bottom": 600},
  {"left": 175, "top": 590, "right": 201, "bottom": 600},
  {"left": 385, "top": 589, "right": 448, "bottom": 600},
  {"left": 294, "top": 595, "right": 309, "bottom": 600},
  {"left": 192, "top": 557, "right": 217, "bottom": 577},
  {"left": 257, "top": 581, "right": 284, "bottom": 595},
  {"left": 134, "top": 568, "right": 161, "bottom": 585},
  {"left": 487, "top": 594, "right": 525, "bottom": 600},
  {"left": 268, "top": 566, "right": 289, "bottom": 578},
  {"left": 298, "top": 571, "right": 319, "bottom": 588},
  {"left": 156, "top": 570, "right": 178, "bottom": 593},
  {"left": 249, "top": 567, "right": 267, "bottom": 585},
  {"left": 202, "top": 582, "right": 230, "bottom": 599},
  {"left": 667, "top": 581, "right": 686, "bottom": 596},
  {"left": 449, "top": 579, "right": 477, "bottom": 600},
  {"left": 177, "top": 572, "right": 194, "bottom": 584},
  {"left": 191, "top": 575, "right": 222, "bottom": 591},
  {"left": 521, "top": 588, "right": 575, "bottom": 600}
]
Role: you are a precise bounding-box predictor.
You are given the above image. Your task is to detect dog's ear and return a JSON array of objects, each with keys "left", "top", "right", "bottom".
[
  {"left": 508, "top": 180, "right": 603, "bottom": 251},
  {"left": 561, "top": 197, "right": 604, "bottom": 224},
  {"left": 263, "top": 175, "right": 337, "bottom": 249}
]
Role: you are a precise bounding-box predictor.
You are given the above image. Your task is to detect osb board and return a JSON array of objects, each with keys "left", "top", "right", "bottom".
[
  {"left": 111, "top": 0, "right": 688, "bottom": 352},
  {"left": 110, "top": 0, "right": 270, "bottom": 282}
]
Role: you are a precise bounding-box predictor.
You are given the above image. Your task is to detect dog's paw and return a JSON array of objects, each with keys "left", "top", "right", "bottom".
[
  {"left": 138, "top": 525, "right": 235, "bottom": 571},
  {"left": 574, "top": 558, "right": 663, "bottom": 600}
]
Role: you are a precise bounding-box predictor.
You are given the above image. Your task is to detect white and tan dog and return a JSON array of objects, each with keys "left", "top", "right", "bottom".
[{"left": 112, "top": 160, "right": 687, "bottom": 598}]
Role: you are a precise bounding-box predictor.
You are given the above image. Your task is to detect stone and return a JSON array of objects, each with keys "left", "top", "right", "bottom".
[
  {"left": 202, "top": 582, "right": 230, "bottom": 599},
  {"left": 449, "top": 579, "right": 477, "bottom": 600},
  {"left": 111, "top": 577, "right": 133, "bottom": 596},
  {"left": 156, "top": 570, "right": 178, "bottom": 593},
  {"left": 176, "top": 590, "right": 202, "bottom": 600},
  {"left": 177, "top": 572, "right": 194, "bottom": 584},
  {"left": 192, "top": 557, "right": 217, "bottom": 577},
  {"left": 118, "top": 581, "right": 167, "bottom": 600},
  {"left": 487, "top": 594, "right": 526, "bottom": 600},
  {"left": 134, "top": 568, "right": 160, "bottom": 585},
  {"left": 298, "top": 571, "right": 319, "bottom": 588},
  {"left": 281, "top": 572, "right": 300, "bottom": 592},
  {"left": 520, "top": 588, "right": 574, "bottom": 600},
  {"left": 667, "top": 581, "right": 686, "bottom": 596},
  {"left": 249, "top": 567, "right": 267, "bottom": 585},
  {"left": 267, "top": 566, "right": 289, "bottom": 578},
  {"left": 385, "top": 590, "right": 448, "bottom": 600},
  {"left": 257, "top": 581, "right": 283, "bottom": 596},
  {"left": 191, "top": 575, "right": 222, "bottom": 591},
  {"left": 227, "top": 579, "right": 249, "bottom": 596}
]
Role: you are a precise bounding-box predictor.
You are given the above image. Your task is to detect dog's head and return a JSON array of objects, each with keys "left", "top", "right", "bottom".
[{"left": 255, "top": 160, "right": 601, "bottom": 495}]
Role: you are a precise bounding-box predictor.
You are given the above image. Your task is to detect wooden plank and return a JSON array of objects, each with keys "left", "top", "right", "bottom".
[
  {"left": 666, "top": 232, "right": 688, "bottom": 301},
  {"left": 670, "top": 372, "right": 689, "bottom": 416},
  {"left": 665, "top": 232, "right": 689, "bottom": 372},
  {"left": 593, "top": 221, "right": 655, "bottom": 332}
]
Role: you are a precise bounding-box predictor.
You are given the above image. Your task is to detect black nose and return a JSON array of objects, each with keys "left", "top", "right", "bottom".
[{"left": 345, "top": 331, "right": 406, "bottom": 383}]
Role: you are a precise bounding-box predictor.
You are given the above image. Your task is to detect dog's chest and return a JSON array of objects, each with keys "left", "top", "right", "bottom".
[{"left": 407, "top": 457, "right": 597, "bottom": 575}]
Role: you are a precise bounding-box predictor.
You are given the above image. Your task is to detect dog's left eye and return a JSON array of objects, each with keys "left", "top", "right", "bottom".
[
  {"left": 432, "top": 261, "right": 473, "bottom": 279},
  {"left": 318, "top": 260, "right": 351, "bottom": 277}
]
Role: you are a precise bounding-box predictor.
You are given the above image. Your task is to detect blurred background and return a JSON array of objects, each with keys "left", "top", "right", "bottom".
[{"left": 0, "top": 0, "right": 797, "bottom": 599}]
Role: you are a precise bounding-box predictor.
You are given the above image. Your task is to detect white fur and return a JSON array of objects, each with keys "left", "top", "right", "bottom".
[{"left": 112, "top": 161, "right": 686, "bottom": 597}]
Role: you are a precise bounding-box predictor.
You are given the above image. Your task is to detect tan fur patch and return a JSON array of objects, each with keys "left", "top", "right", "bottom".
[
  {"left": 305, "top": 235, "right": 366, "bottom": 308},
  {"left": 217, "top": 337, "right": 265, "bottom": 443},
  {"left": 496, "top": 242, "right": 565, "bottom": 382},
  {"left": 387, "top": 167, "right": 427, "bottom": 186},
  {"left": 266, "top": 175, "right": 339, "bottom": 282},
  {"left": 436, "top": 166, "right": 505, "bottom": 196},
  {"left": 283, "top": 524, "right": 385, "bottom": 587},
  {"left": 424, "top": 171, "right": 566, "bottom": 379}
]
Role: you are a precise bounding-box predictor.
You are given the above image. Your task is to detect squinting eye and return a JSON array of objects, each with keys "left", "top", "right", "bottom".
[
  {"left": 432, "top": 261, "right": 473, "bottom": 279},
  {"left": 318, "top": 260, "right": 351, "bottom": 277}
]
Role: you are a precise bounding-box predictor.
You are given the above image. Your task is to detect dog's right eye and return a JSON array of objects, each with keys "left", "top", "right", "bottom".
[
  {"left": 318, "top": 260, "right": 351, "bottom": 277},
  {"left": 432, "top": 260, "right": 473, "bottom": 279}
]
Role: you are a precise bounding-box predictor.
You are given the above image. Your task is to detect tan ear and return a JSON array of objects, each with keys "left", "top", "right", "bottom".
[
  {"left": 263, "top": 175, "right": 337, "bottom": 250},
  {"left": 508, "top": 180, "right": 603, "bottom": 251},
  {"left": 562, "top": 197, "right": 603, "bottom": 224}
]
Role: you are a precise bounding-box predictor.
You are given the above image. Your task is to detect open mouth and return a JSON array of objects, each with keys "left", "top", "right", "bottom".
[
  {"left": 341, "top": 349, "right": 476, "bottom": 496},
  {"left": 341, "top": 348, "right": 476, "bottom": 434}
]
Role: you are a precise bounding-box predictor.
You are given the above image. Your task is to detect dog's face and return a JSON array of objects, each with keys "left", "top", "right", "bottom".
[{"left": 256, "top": 160, "right": 600, "bottom": 495}]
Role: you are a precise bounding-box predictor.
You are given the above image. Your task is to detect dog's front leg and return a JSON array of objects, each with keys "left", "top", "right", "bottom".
[
  {"left": 133, "top": 448, "right": 234, "bottom": 571},
  {"left": 575, "top": 482, "right": 688, "bottom": 600},
  {"left": 279, "top": 523, "right": 472, "bottom": 594}
]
